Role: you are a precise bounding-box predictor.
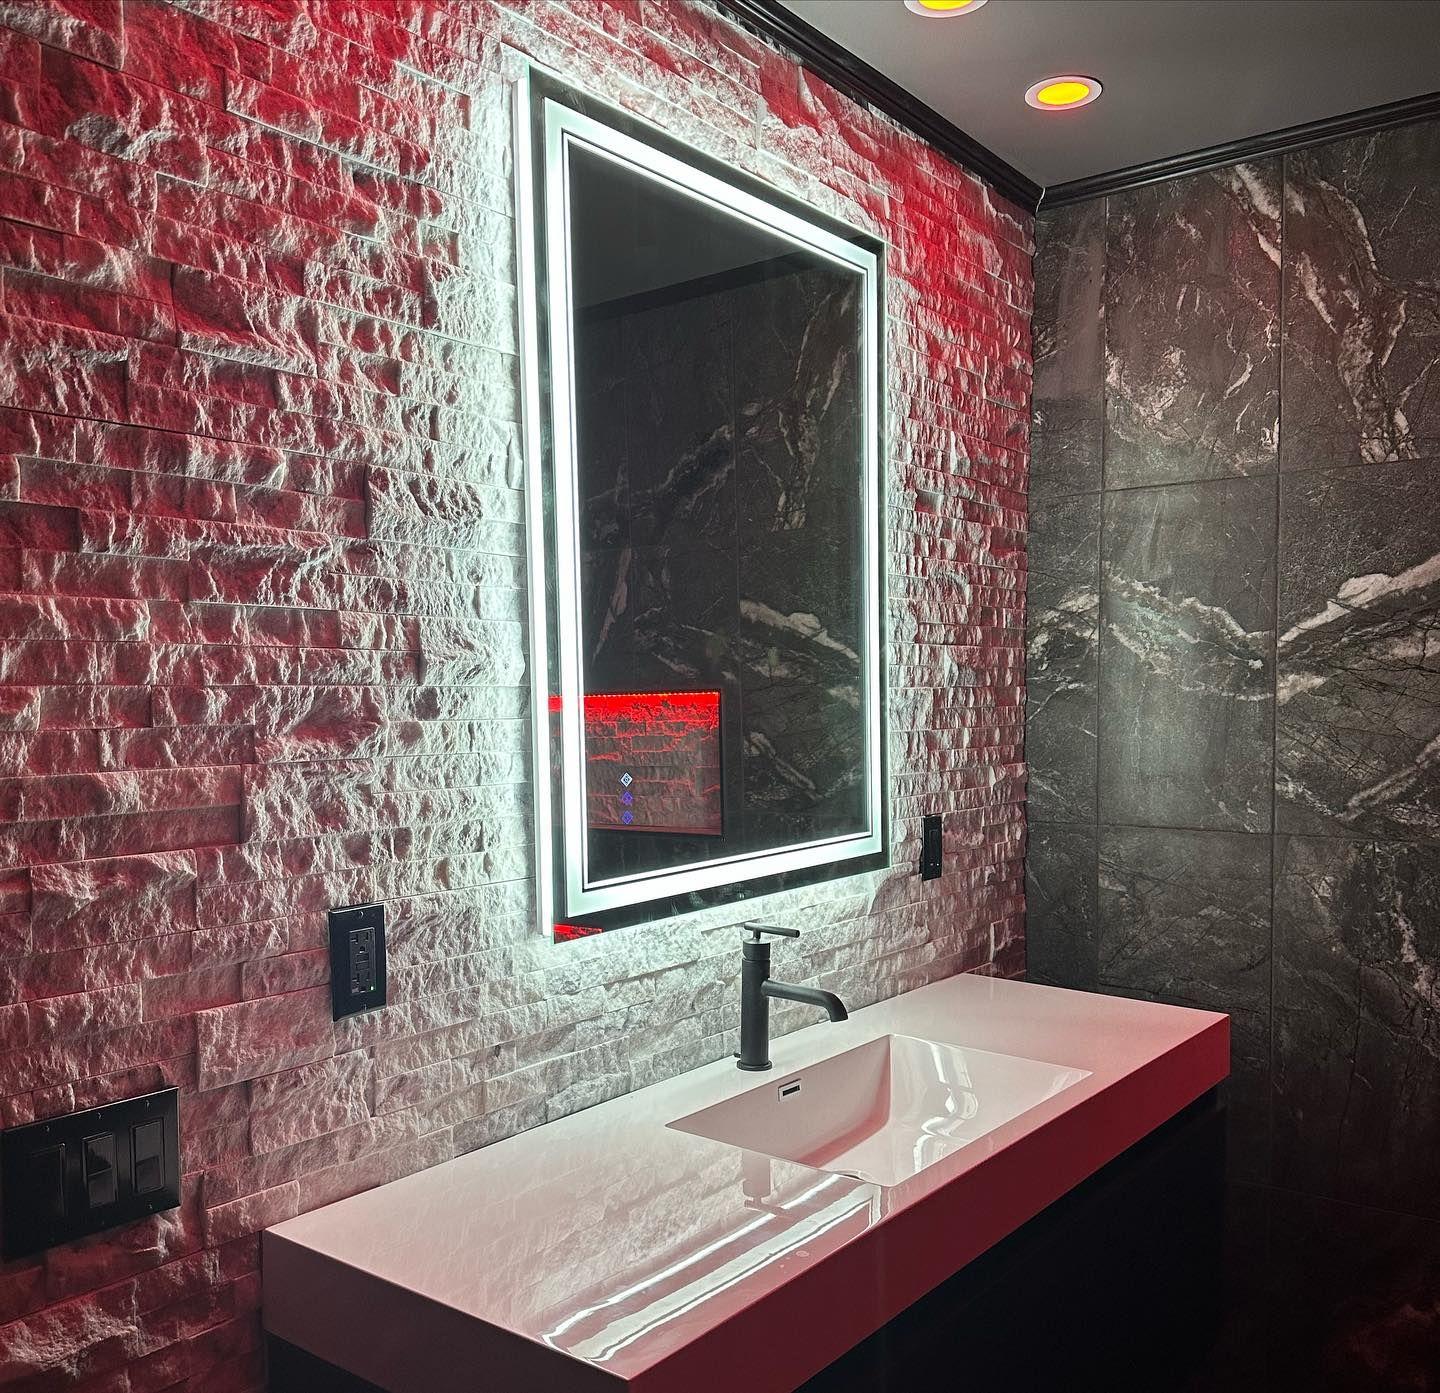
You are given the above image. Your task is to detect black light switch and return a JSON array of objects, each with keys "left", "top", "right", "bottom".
[
  {"left": 329, "top": 902, "right": 386, "bottom": 1020},
  {"left": 1, "top": 1087, "right": 179, "bottom": 1259},
  {"left": 83, "top": 1133, "right": 117, "bottom": 1208},
  {"left": 30, "top": 1144, "right": 66, "bottom": 1223},
  {"left": 132, "top": 1119, "right": 165, "bottom": 1195}
]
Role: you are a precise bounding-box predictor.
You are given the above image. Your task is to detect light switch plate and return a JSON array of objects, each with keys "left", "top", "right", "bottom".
[{"left": 0, "top": 1087, "right": 180, "bottom": 1259}]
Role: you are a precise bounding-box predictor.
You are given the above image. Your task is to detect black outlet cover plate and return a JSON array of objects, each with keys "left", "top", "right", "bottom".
[
  {"left": 1, "top": 1086, "right": 180, "bottom": 1259},
  {"left": 329, "top": 902, "right": 386, "bottom": 1020},
  {"left": 920, "top": 813, "right": 943, "bottom": 881}
]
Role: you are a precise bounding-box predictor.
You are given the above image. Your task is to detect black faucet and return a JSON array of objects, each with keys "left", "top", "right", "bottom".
[{"left": 737, "top": 923, "right": 848, "bottom": 1071}]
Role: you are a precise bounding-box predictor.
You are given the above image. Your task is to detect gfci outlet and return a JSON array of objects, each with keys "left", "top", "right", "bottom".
[{"left": 329, "top": 902, "right": 386, "bottom": 1020}]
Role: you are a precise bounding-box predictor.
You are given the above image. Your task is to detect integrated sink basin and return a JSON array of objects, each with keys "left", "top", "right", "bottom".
[
  {"left": 669, "top": 1034, "right": 1091, "bottom": 1187},
  {"left": 265, "top": 977, "right": 1229, "bottom": 1393}
]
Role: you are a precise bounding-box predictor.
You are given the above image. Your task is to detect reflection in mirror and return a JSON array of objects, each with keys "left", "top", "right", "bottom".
[{"left": 520, "top": 74, "right": 885, "bottom": 938}]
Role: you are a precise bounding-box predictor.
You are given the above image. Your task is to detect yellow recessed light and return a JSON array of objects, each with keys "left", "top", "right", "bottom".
[
  {"left": 904, "top": 0, "right": 988, "bottom": 16},
  {"left": 1025, "top": 75, "right": 1103, "bottom": 110}
]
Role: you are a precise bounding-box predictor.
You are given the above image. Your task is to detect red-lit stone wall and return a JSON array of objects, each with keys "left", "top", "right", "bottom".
[{"left": 0, "top": 1, "right": 1031, "bottom": 1386}]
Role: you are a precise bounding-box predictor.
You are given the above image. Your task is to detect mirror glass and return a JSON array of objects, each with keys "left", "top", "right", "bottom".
[{"left": 521, "top": 78, "right": 886, "bottom": 937}]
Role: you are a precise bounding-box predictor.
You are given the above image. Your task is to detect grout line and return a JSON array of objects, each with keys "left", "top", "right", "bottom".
[
  {"left": 1032, "top": 817, "right": 1440, "bottom": 850},
  {"left": 1091, "top": 192, "right": 1109, "bottom": 989},
  {"left": 1267, "top": 153, "right": 1287, "bottom": 1184},
  {"left": 1055, "top": 820, "right": 1273, "bottom": 839},
  {"left": 1027, "top": 445, "right": 1440, "bottom": 504},
  {"left": 1236, "top": 1177, "right": 1440, "bottom": 1232}
]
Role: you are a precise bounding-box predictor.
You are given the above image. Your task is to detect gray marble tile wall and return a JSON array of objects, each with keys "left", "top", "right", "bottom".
[{"left": 1027, "top": 120, "right": 1440, "bottom": 1221}]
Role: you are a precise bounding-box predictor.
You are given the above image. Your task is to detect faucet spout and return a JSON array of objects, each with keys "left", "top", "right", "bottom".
[
  {"left": 736, "top": 924, "right": 850, "bottom": 1070},
  {"left": 762, "top": 979, "right": 849, "bottom": 1022}
]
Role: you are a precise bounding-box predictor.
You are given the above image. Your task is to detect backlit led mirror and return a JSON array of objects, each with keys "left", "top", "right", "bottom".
[{"left": 517, "top": 72, "right": 886, "bottom": 939}]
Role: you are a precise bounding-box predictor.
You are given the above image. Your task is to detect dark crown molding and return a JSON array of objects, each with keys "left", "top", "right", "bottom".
[
  {"left": 710, "top": 3, "right": 1440, "bottom": 221},
  {"left": 1043, "top": 88, "right": 1440, "bottom": 208},
  {"left": 712, "top": 0, "right": 1043, "bottom": 212}
]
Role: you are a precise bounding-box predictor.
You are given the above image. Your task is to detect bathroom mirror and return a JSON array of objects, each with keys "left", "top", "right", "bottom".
[{"left": 517, "top": 72, "right": 886, "bottom": 938}]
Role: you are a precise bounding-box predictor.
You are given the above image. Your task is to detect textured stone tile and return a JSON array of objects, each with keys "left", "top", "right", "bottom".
[
  {"left": 0, "top": 0, "right": 123, "bottom": 66},
  {"left": 1105, "top": 163, "right": 1281, "bottom": 488},
  {"left": 195, "top": 989, "right": 335, "bottom": 1091},
  {"left": 29, "top": 850, "right": 196, "bottom": 951},
  {"left": 1031, "top": 200, "right": 1104, "bottom": 498},
  {"left": 1101, "top": 476, "right": 1276, "bottom": 831},
  {"left": 0, "top": 1282, "right": 138, "bottom": 1386},
  {"left": 1099, "top": 825, "right": 1273, "bottom": 1181},
  {"left": 1026, "top": 492, "right": 1098, "bottom": 823},
  {"left": 1277, "top": 460, "right": 1440, "bottom": 842},
  {"left": 0, "top": 0, "right": 1033, "bottom": 1386},
  {"left": 1273, "top": 834, "right": 1440, "bottom": 1218},
  {"left": 1024, "top": 823, "right": 1097, "bottom": 990},
  {"left": 1283, "top": 121, "right": 1440, "bottom": 470},
  {"left": 247, "top": 1052, "right": 374, "bottom": 1155}
]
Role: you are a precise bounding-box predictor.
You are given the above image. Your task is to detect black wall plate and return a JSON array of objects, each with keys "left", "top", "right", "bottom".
[
  {"left": 329, "top": 902, "right": 386, "bottom": 1020},
  {"left": 1, "top": 1086, "right": 180, "bottom": 1259},
  {"left": 920, "top": 813, "right": 943, "bottom": 882}
]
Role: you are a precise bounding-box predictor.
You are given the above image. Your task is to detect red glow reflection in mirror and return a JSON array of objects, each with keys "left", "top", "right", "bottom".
[
  {"left": 553, "top": 922, "right": 603, "bottom": 942},
  {"left": 550, "top": 690, "right": 725, "bottom": 837}
]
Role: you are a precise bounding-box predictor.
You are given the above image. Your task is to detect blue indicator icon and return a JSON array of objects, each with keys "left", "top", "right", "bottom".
[{"left": 621, "top": 811, "right": 634, "bottom": 825}]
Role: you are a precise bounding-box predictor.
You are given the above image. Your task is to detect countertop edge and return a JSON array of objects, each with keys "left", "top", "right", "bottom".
[{"left": 263, "top": 1230, "right": 629, "bottom": 1393}]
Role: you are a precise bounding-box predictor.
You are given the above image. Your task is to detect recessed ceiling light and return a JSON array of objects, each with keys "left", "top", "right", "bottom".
[
  {"left": 904, "top": 0, "right": 988, "bottom": 16},
  {"left": 1025, "top": 75, "right": 1103, "bottom": 110}
]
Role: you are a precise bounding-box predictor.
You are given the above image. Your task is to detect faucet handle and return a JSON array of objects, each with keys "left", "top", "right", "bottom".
[{"left": 741, "top": 922, "right": 801, "bottom": 940}]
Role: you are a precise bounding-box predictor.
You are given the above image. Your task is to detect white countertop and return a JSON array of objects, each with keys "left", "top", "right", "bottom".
[{"left": 264, "top": 974, "right": 1228, "bottom": 1392}]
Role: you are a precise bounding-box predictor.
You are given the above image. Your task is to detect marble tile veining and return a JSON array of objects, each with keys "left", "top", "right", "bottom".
[
  {"left": 1180, "top": 1182, "right": 1440, "bottom": 1393},
  {"left": 1030, "top": 125, "right": 1440, "bottom": 1363},
  {"left": 1026, "top": 492, "right": 1099, "bottom": 822},
  {"left": 1098, "top": 825, "right": 1273, "bottom": 1181},
  {"left": 1273, "top": 834, "right": 1440, "bottom": 1219},
  {"left": 1283, "top": 122, "right": 1440, "bottom": 470},
  {"left": 1277, "top": 460, "right": 1440, "bottom": 842},
  {"left": 1104, "top": 162, "right": 1281, "bottom": 489},
  {"left": 1100, "top": 476, "right": 1276, "bottom": 831},
  {"left": 1032, "top": 200, "right": 1105, "bottom": 498},
  {"left": 1024, "top": 823, "right": 1097, "bottom": 991}
]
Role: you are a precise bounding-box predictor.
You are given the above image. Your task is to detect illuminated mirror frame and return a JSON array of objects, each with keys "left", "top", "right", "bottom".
[{"left": 515, "top": 68, "right": 887, "bottom": 938}]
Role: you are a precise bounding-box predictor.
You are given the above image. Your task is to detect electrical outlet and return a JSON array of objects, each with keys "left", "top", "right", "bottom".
[
  {"left": 349, "top": 925, "right": 376, "bottom": 995},
  {"left": 329, "top": 903, "right": 386, "bottom": 1020}
]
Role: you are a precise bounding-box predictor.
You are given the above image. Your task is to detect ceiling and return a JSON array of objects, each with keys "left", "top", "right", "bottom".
[{"left": 779, "top": 0, "right": 1440, "bottom": 189}]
